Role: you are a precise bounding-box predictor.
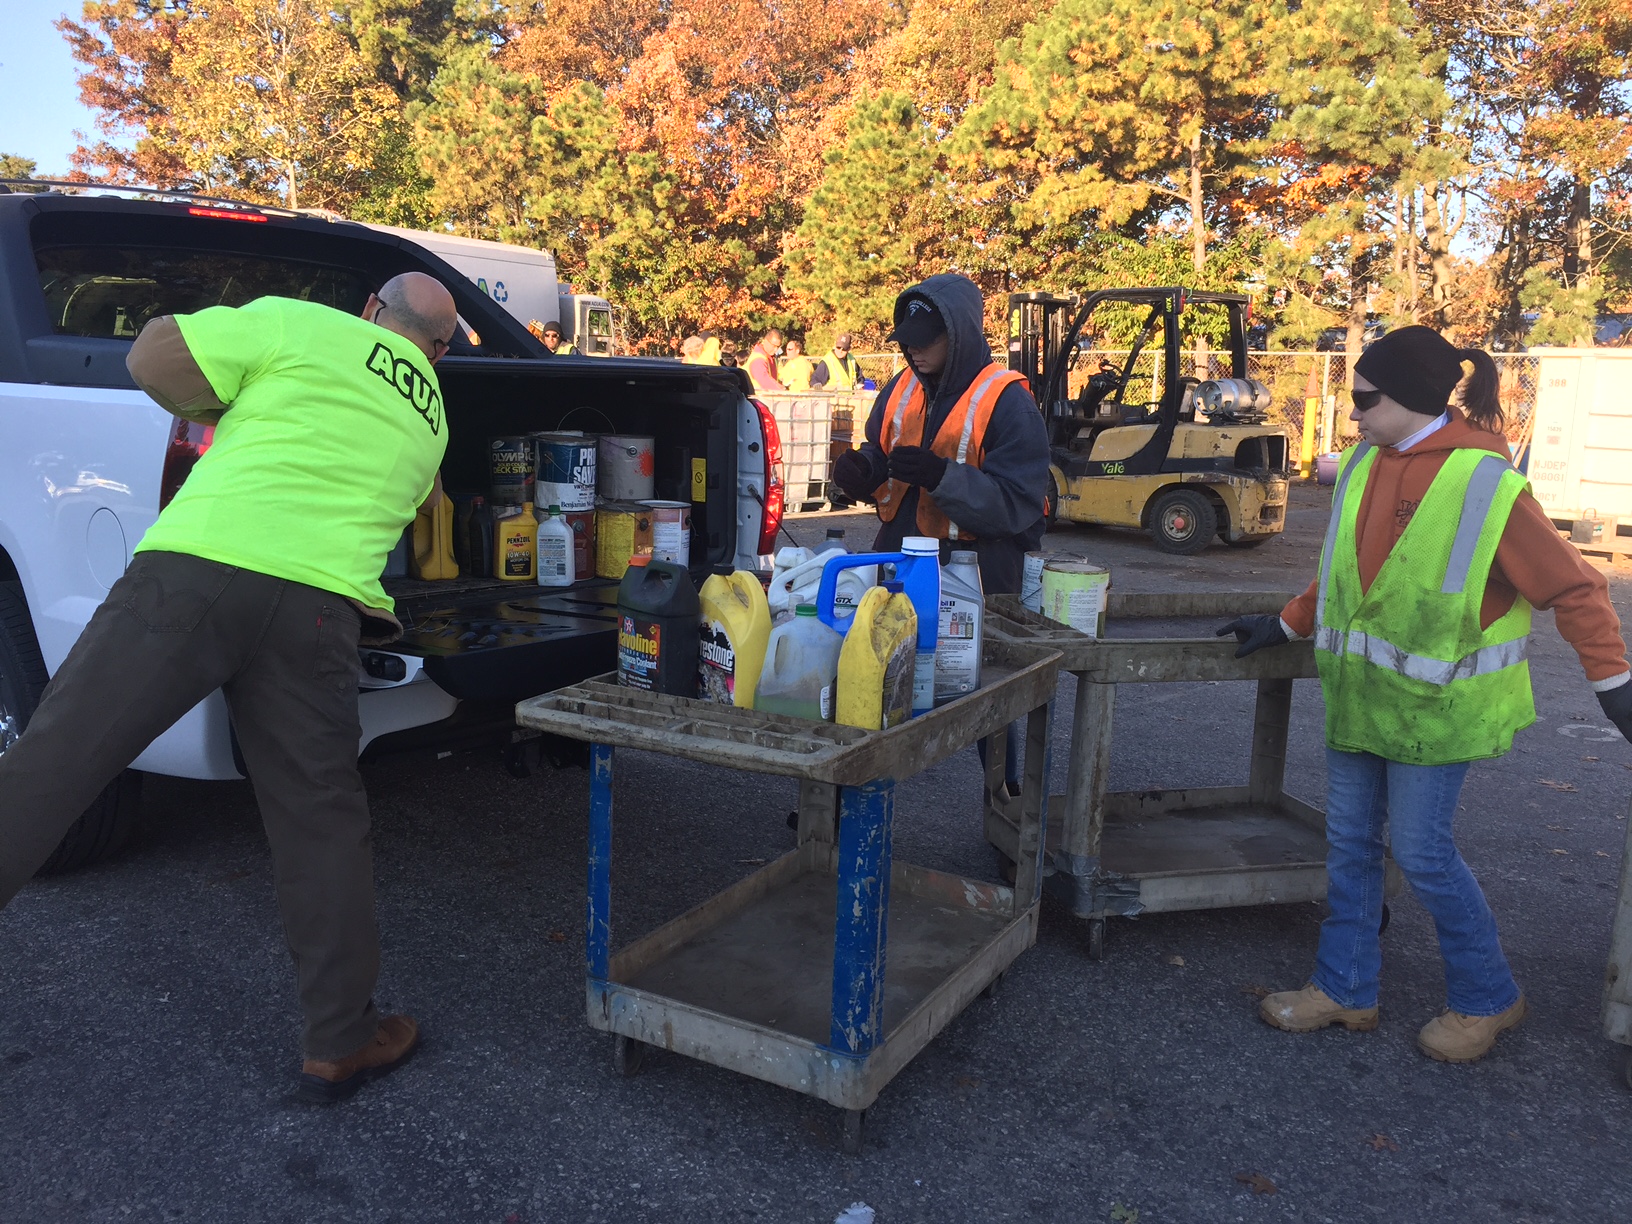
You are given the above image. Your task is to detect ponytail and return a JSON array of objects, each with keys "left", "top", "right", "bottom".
[{"left": 1459, "top": 348, "right": 1504, "bottom": 435}]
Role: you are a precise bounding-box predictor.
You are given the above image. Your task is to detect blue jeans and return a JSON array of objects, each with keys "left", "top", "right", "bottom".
[{"left": 1313, "top": 747, "right": 1521, "bottom": 1017}]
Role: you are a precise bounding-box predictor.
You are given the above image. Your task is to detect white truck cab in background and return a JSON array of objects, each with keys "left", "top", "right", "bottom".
[{"left": 364, "top": 225, "right": 617, "bottom": 356}]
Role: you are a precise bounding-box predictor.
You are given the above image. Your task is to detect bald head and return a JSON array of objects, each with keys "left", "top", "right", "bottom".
[{"left": 366, "top": 272, "right": 458, "bottom": 363}]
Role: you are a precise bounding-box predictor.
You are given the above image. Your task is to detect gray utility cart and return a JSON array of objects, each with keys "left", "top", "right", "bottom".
[
  {"left": 984, "top": 591, "right": 1401, "bottom": 960},
  {"left": 515, "top": 639, "right": 1060, "bottom": 1153},
  {"left": 1605, "top": 795, "right": 1632, "bottom": 1090}
]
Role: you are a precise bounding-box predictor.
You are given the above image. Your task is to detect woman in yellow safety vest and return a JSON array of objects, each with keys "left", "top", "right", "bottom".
[{"left": 1220, "top": 326, "right": 1631, "bottom": 1064}]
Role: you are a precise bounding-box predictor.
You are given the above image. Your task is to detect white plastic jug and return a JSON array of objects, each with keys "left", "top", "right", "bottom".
[
  {"left": 755, "top": 605, "right": 844, "bottom": 721},
  {"left": 536, "top": 505, "right": 575, "bottom": 587},
  {"left": 767, "top": 540, "right": 873, "bottom": 624},
  {"left": 934, "top": 550, "right": 983, "bottom": 703}
]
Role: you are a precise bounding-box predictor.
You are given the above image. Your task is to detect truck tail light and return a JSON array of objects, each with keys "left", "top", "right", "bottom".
[
  {"left": 159, "top": 418, "right": 215, "bottom": 509},
  {"left": 752, "top": 397, "right": 784, "bottom": 556}
]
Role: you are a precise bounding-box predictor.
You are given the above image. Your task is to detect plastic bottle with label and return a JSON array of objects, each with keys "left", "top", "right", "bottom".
[
  {"left": 616, "top": 555, "right": 699, "bottom": 695},
  {"left": 535, "top": 504, "right": 575, "bottom": 587},
  {"left": 835, "top": 583, "right": 917, "bottom": 731},
  {"left": 696, "top": 568, "right": 771, "bottom": 707},
  {"left": 767, "top": 533, "right": 873, "bottom": 625},
  {"left": 755, "top": 604, "right": 844, "bottom": 721},
  {"left": 934, "top": 550, "right": 983, "bottom": 704},
  {"left": 815, "top": 536, "right": 939, "bottom": 716},
  {"left": 494, "top": 502, "right": 538, "bottom": 581}
]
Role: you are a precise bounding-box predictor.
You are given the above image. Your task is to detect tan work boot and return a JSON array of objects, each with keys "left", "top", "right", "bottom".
[
  {"left": 1259, "top": 983, "right": 1379, "bottom": 1033},
  {"left": 1417, "top": 996, "right": 1527, "bottom": 1064},
  {"left": 298, "top": 1014, "right": 420, "bottom": 1103}
]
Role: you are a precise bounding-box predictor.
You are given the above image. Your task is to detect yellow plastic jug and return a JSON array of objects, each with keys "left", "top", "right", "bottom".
[
  {"left": 836, "top": 585, "right": 917, "bottom": 731},
  {"left": 697, "top": 570, "right": 772, "bottom": 707},
  {"left": 494, "top": 503, "right": 538, "bottom": 581},
  {"left": 411, "top": 494, "right": 459, "bottom": 579}
]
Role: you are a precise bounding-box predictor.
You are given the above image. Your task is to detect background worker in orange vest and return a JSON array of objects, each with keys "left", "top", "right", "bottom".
[{"left": 830, "top": 273, "right": 1050, "bottom": 593}]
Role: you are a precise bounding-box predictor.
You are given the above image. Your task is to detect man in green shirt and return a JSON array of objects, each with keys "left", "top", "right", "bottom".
[{"left": 0, "top": 272, "right": 458, "bottom": 1103}]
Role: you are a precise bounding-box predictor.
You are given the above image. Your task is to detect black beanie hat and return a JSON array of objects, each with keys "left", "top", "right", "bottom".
[{"left": 1353, "top": 325, "right": 1470, "bottom": 417}]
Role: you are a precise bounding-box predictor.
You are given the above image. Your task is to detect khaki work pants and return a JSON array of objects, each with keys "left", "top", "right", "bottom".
[{"left": 0, "top": 551, "right": 381, "bottom": 1059}]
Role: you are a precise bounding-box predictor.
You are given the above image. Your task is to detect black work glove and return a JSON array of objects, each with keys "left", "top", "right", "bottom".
[
  {"left": 887, "top": 445, "right": 948, "bottom": 491},
  {"left": 832, "top": 448, "right": 882, "bottom": 501},
  {"left": 1598, "top": 679, "right": 1632, "bottom": 743},
  {"left": 1215, "top": 614, "right": 1290, "bottom": 659}
]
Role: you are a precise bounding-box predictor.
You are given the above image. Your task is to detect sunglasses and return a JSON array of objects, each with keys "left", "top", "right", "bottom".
[{"left": 1350, "top": 387, "right": 1385, "bottom": 411}]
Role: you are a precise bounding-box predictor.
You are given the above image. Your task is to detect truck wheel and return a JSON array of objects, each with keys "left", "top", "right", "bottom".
[
  {"left": 0, "top": 582, "right": 143, "bottom": 875},
  {"left": 1148, "top": 489, "right": 1216, "bottom": 555}
]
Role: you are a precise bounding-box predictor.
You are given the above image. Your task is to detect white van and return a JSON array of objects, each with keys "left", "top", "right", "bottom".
[{"left": 365, "top": 224, "right": 617, "bottom": 356}]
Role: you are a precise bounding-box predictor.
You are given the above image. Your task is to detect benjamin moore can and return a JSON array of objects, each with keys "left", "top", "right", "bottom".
[
  {"left": 534, "top": 433, "right": 597, "bottom": 511},
  {"left": 488, "top": 436, "right": 533, "bottom": 505},
  {"left": 598, "top": 434, "right": 656, "bottom": 501},
  {"left": 1040, "top": 559, "right": 1110, "bottom": 638}
]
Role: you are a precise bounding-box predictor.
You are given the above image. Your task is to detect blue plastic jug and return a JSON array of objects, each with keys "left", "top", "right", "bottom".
[{"left": 816, "top": 537, "right": 941, "bottom": 715}]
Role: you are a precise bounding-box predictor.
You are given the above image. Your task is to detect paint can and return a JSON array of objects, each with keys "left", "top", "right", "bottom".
[
  {"left": 1020, "top": 551, "right": 1047, "bottom": 612},
  {"left": 565, "top": 509, "right": 595, "bottom": 581},
  {"left": 641, "top": 500, "right": 692, "bottom": 565},
  {"left": 488, "top": 436, "right": 533, "bottom": 505},
  {"left": 1040, "top": 559, "right": 1110, "bottom": 639},
  {"left": 598, "top": 434, "right": 656, "bottom": 501},
  {"left": 595, "top": 501, "right": 653, "bottom": 578},
  {"left": 534, "top": 433, "right": 597, "bottom": 511}
]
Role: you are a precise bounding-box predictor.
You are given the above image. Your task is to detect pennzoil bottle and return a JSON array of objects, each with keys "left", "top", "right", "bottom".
[{"left": 494, "top": 502, "right": 538, "bottom": 581}]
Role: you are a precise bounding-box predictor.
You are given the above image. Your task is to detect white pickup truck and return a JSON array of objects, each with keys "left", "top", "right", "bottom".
[{"left": 0, "top": 186, "right": 782, "bottom": 871}]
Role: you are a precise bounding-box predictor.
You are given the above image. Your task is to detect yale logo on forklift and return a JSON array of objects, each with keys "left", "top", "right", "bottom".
[{"left": 1099, "top": 461, "right": 1126, "bottom": 475}]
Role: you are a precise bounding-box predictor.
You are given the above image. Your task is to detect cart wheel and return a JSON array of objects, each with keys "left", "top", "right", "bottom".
[
  {"left": 841, "top": 1108, "right": 866, "bottom": 1155},
  {"left": 613, "top": 1035, "right": 646, "bottom": 1078},
  {"left": 980, "top": 970, "right": 1006, "bottom": 1000},
  {"left": 1086, "top": 918, "right": 1106, "bottom": 962},
  {"left": 1623, "top": 1048, "right": 1632, "bottom": 1092},
  {"left": 1379, "top": 904, "right": 1392, "bottom": 937}
]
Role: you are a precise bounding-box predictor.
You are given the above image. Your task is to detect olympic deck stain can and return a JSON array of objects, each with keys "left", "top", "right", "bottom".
[{"left": 488, "top": 436, "right": 533, "bottom": 505}]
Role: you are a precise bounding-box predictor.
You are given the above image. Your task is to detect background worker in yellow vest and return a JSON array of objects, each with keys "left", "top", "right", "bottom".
[
  {"left": 0, "top": 273, "right": 460, "bottom": 1102},
  {"left": 811, "top": 332, "right": 862, "bottom": 390},
  {"left": 829, "top": 273, "right": 1050, "bottom": 593},
  {"left": 779, "top": 338, "right": 815, "bottom": 390},
  {"left": 1220, "top": 326, "right": 1631, "bottom": 1064}
]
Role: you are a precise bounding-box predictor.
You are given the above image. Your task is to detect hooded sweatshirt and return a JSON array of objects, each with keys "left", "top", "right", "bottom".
[
  {"left": 853, "top": 273, "right": 1051, "bottom": 593},
  {"left": 1282, "top": 407, "right": 1627, "bottom": 683}
]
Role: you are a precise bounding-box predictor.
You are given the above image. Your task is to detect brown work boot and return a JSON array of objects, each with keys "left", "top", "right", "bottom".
[
  {"left": 1259, "top": 983, "right": 1379, "bottom": 1033},
  {"left": 298, "top": 1015, "right": 420, "bottom": 1103},
  {"left": 1417, "top": 996, "right": 1527, "bottom": 1064}
]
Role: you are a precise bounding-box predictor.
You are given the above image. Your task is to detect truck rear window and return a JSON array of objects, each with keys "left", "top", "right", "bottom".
[{"left": 35, "top": 245, "right": 373, "bottom": 338}]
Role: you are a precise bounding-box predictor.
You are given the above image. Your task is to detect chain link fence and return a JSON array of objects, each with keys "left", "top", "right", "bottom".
[{"left": 855, "top": 350, "right": 1542, "bottom": 455}]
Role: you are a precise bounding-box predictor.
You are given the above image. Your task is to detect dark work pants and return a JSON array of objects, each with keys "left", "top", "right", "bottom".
[{"left": 0, "top": 551, "right": 380, "bottom": 1059}]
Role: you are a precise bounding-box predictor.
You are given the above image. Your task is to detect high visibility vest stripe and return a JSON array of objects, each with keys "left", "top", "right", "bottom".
[
  {"left": 1315, "top": 441, "right": 1371, "bottom": 627},
  {"left": 1441, "top": 455, "right": 1512, "bottom": 595},
  {"left": 1313, "top": 625, "right": 1528, "bottom": 686}
]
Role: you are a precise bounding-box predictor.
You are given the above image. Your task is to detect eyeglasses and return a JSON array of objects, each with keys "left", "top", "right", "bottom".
[{"left": 1350, "top": 387, "right": 1385, "bottom": 412}]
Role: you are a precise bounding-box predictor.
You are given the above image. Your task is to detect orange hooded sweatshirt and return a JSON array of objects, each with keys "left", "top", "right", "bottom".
[{"left": 1282, "top": 408, "right": 1628, "bottom": 683}]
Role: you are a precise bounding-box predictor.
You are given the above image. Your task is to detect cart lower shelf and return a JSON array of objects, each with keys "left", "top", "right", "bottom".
[{"left": 590, "top": 846, "right": 1034, "bottom": 1111}]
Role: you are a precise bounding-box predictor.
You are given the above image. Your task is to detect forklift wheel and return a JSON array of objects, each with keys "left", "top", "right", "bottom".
[{"left": 1148, "top": 489, "right": 1217, "bottom": 555}]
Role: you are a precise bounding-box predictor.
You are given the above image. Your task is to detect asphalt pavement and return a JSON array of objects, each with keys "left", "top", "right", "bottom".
[{"left": 4, "top": 485, "right": 1632, "bottom": 1222}]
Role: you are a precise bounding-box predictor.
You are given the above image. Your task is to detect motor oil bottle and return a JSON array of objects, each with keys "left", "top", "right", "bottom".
[
  {"left": 411, "top": 492, "right": 459, "bottom": 579},
  {"left": 697, "top": 568, "right": 771, "bottom": 707},
  {"left": 536, "top": 504, "right": 575, "bottom": 587},
  {"left": 835, "top": 582, "right": 917, "bottom": 731},
  {"left": 768, "top": 538, "right": 872, "bottom": 625},
  {"left": 934, "top": 550, "right": 984, "bottom": 704},
  {"left": 817, "top": 537, "right": 939, "bottom": 716},
  {"left": 494, "top": 502, "right": 538, "bottom": 581},
  {"left": 457, "top": 496, "right": 493, "bottom": 579},
  {"left": 756, "top": 604, "right": 844, "bottom": 721},
  {"left": 616, "top": 555, "right": 700, "bottom": 695}
]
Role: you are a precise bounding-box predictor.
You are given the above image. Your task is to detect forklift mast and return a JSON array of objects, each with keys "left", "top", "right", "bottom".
[{"left": 1006, "top": 291, "right": 1076, "bottom": 420}]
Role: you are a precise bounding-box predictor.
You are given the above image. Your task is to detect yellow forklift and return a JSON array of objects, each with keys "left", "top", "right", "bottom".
[{"left": 1007, "top": 288, "right": 1290, "bottom": 553}]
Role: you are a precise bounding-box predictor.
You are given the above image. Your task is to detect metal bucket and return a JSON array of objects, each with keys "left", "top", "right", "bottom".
[
  {"left": 489, "top": 436, "right": 533, "bottom": 505},
  {"left": 534, "top": 433, "right": 597, "bottom": 511},
  {"left": 1040, "top": 558, "right": 1110, "bottom": 638},
  {"left": 595, "top": 502, "right": 653, "bottom": 578},
  {"left": 1020, "top": 551, "right": 1047, "bottom": 612},
  {"left": 641, "top": 500, "right": 691, "bottom": 565},
  {"left": 598, "top": 434, "right": 656, "bottom": 501}
]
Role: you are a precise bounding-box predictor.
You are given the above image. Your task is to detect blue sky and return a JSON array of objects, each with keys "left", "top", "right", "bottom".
[{"left": 0, "top": 2, "right": 110, "bottom": 175}]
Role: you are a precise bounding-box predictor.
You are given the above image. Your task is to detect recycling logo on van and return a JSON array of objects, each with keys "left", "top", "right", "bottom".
[{"left": 366, "top": 341, "right": 443, "bottom": 435}]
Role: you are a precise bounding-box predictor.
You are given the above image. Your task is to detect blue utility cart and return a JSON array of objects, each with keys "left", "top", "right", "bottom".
[{"left": 514, "top": 639, "right": 1060, "bottom": 1152}]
